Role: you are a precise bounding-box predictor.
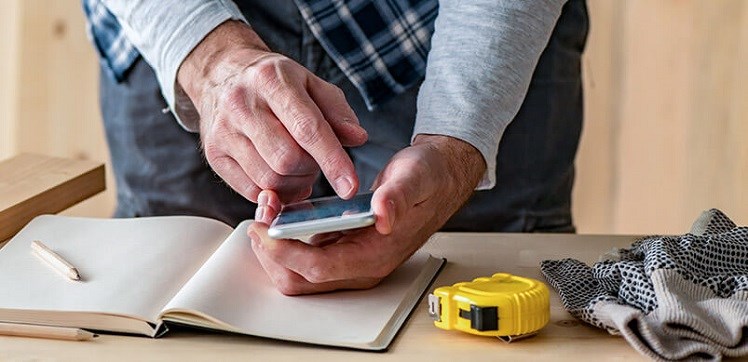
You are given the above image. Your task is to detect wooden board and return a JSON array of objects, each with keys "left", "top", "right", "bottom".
[{"left": 0, "top": 153, "right": 105, "bottom": 242}]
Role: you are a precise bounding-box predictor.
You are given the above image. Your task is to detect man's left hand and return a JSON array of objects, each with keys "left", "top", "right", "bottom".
[{"left": 248, "top": 135, "right": 486, "bottom": 295}]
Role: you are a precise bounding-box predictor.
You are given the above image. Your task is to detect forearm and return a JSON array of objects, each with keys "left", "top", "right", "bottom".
[
  {"left": 414, "top": 0, "right": 567, "bottom": 188},
  {"left": 100, "top": 0, "right": 248, "bottom": 131}
]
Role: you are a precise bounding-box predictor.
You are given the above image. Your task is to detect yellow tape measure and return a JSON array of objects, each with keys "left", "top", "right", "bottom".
[{"left": 428, "top": 273, "right": 550, "bottom": 342}]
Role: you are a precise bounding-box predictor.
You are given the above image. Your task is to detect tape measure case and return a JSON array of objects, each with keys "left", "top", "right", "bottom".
[{"left": 428, "top": 273, "right": 550, "bottom": 340}]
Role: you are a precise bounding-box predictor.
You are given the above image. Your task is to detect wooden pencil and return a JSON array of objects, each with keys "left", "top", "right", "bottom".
[
  {"left": 0, "top": 322, "right": 97, "bottom": 341},
  {"left": 30, "top": 240, "right": 81, "bottom": 281}
]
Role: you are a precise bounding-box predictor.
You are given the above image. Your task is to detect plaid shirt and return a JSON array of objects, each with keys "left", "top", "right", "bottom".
[{"left": 82, "top": 0, "right": 438, "bottom": 108}]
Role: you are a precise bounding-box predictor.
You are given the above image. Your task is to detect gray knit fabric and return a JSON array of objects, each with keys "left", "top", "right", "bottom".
[{"left": 541, "top": 209, "right": 748, "bottom": 361}]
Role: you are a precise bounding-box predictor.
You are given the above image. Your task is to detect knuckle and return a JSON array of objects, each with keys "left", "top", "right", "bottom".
[
  {"left": 256, "top": 170, "right": 284, "bottom": 190},
  {"left": 413, "top": 161, "right": 432, "bottom": 178},
  {"left": 316, "top": 155, "right": 340, "bottom": 175},
  {"left": 363, "top": 278, "right": 382, "bottom": 289},
  {"left": 252, "top": 61, "right": 280, "bottom": 83},
  {"left": 305, "top": 263, "right": 332, "bottom": 283},
  {"left": 331, "top": 84, "right": 346, "bottom": 99},
  {"left": 269, "top": 147, "right": 306, "bottom": 176},
  {"left": 220, "top": 87, "right": 246, "bottom": 111},
  {"left": 296, "top": 186, "right": 314, "bottom": 200},
  {"left": 275, "top": 278, "right": 303, "bottom": 296},
  {"left": 278, "top": 185, "right": 315, "bottom": 204},
  {"left": 222, "top": 87, "right": 247, "bottom": 112},
  {"left": 202, "top": 142, "right": 224, "bottom": 164},
  {"left": 204, "top": 115, "right": 235, "bottom": 141},
  {"left": 242, "top": 183, "right": 261, "bottom": 202},
  {"left": 290, "top": 117, "right": 323, "bottom": 146},
  {"left": 250, "top": 57, "right": 295, "bottom": 92},
  {"left": 220, "top": 86, "right": 264, "bottom": 124}
]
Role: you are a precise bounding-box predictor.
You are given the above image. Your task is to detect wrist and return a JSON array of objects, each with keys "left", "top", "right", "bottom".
[
  {"left": 412, "top": 134, "right": 486, "bottom": 192},
  {"left": 177, "top": 20, "right": 270, "bottom": 103}
]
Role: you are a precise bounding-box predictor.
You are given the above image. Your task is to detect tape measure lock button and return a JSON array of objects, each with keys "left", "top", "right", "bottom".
[
  {"left": 428, "top": 273, "right": 550, "bottom": 340},
  {"left": 466, "top": 305, "right": 498, "bottom": 332}
]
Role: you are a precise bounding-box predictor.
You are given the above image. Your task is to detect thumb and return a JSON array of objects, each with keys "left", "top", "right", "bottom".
[
  {"left": 255, "top": 189, "right": 282, "bottom": 225},
  {"left": 370, "top": 152, "right": 433, "bottom": 235}
]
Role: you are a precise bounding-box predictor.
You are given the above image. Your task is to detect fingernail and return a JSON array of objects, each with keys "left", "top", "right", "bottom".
[
  {"left": 257, "top": 191, "right": 268, "bottom": 207},
  {"left": 335, "top": 176, "right": 353, "bottom": 198},
  {"left": 255, "top": 206, "right": 266, "bottom": 222}
]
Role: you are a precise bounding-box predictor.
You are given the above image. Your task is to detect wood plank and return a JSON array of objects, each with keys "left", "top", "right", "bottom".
[{"left": 0, "top": 154, "right": 105, "bottom": 242}]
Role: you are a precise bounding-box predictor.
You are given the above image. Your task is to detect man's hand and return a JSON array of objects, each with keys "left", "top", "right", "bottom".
[
  {"left": 249, "top": 134, "right": 486, "bottom": 295},
  {"left": 177, "top": 21, "right": 367, "bottom": 204}
]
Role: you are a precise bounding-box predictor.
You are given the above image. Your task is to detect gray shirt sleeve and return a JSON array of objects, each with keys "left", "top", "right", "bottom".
[
  {"left": 99, "top": 0, "right": 248, "bottom": 131},
  {"left": 414, "top": 0, "right": 567, "bottom": 189}
]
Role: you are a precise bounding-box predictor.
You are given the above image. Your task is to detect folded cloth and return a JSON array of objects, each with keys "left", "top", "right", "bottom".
[{"left": 541, "top": 209, "right": 748, "bottom": 361}]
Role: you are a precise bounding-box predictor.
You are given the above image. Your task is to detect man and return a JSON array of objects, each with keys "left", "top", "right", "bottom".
[{"left": 83, "top": 0, "right": 588, "bottom": 294}]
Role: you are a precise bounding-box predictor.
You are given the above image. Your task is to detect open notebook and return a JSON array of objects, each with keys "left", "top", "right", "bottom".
[{"left": 0, "top": 215, "right": 444, "bottom": 350}]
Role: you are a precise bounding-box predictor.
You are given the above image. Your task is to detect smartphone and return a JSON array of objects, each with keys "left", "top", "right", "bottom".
[{"left": 267, "top": 192, "right": 376, "bottom": 239}]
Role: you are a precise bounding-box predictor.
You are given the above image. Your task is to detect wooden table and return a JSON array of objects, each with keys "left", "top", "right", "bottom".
[{"left": 0, "top": 232, "right": 647, "bottom": 361}]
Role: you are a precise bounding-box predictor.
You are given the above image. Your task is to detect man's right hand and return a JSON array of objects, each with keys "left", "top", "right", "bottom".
[{"left": 177, "top": 21, "right": 367, "bottom": 205}]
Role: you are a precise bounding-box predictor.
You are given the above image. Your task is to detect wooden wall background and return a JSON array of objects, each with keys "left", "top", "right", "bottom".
[
  {"left": 1, "top": 0, "right": 747, "bottom": 234},
  {"left": 0, "top": 0, "right": 112, "bottom": 217},
  {"left": 575, "top": 0, "right": 748, "bottom": 234}
]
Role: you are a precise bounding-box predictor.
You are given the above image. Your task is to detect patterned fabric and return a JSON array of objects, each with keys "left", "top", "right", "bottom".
[
  {"left": 81, "top": 0, "right": 438, "bottom": 108},
  {"left": 81, "top": 0, "right": 139, "bottom": 82},
  {"left": 541, "top": 209, "right": 748, "bottom": 361},
  {"left": 294, "top": 0, "right": 437, "bottom": 108}
]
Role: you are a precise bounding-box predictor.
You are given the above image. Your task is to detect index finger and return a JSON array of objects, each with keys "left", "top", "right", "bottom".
[{"left": 266, "top": 86, "right": 358, "bottom": 199}]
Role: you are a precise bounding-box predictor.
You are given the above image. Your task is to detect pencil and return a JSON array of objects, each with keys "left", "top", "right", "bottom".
[
  {"left": 30, "top": 240, "right": 81, "bottom": 281},
  {"left": 0, "top": 322, "right": 97, "bottom": 341}
]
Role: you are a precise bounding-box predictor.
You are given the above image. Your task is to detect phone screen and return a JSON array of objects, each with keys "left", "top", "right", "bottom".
[
  {"left": 268, "top": 192, "right": 375, "bottom": 239},
  {"left": 273, "top": 192, "right": 373, "bottom": 225}
]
